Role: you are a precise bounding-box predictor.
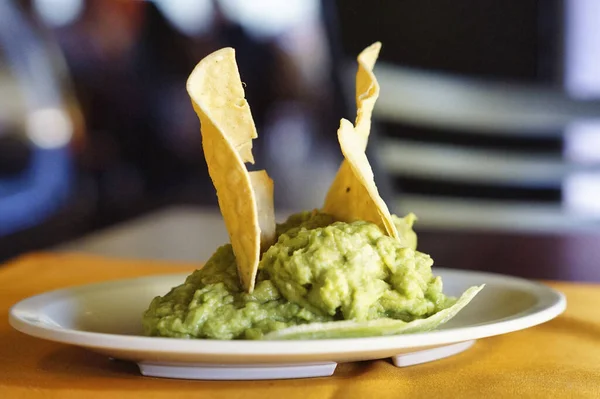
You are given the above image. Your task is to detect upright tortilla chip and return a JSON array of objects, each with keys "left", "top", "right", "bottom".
[
  {"left": 187, "top": 48, "right": 275, "bottom": 292},
  {"left": 354, "top": 41, "right": 381, "bottom": 149},
  {"left": 323, "top": 42, "right": 399, "bottom": 239},
  {"left": 327, "top": 119, "right": 399, "bottom": 238}
]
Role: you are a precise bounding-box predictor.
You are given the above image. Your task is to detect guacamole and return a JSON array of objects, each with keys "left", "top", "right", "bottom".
[{"left": 143, "top": 211, "right": 461, "bottom": 340}]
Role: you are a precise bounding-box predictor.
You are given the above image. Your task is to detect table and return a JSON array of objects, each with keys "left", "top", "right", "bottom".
[
  {"left": 2, "top": 252, "right": 600, "bottom": 398},
  {"left": 54, "top": 206, "right": 600, "bottom": 282}
]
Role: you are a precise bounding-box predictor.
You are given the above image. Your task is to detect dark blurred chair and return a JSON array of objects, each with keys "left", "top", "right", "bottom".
[
  {"left": 0, "top": 1, "right": 90, "bottom": 250},
  {"left": 0, "top": 1, "right": 100, "bottom": 262}
]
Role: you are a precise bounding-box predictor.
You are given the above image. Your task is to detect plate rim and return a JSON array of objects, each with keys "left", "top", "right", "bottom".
[{"left": 9, "top": 268, "right": 567, "bottom": 356}]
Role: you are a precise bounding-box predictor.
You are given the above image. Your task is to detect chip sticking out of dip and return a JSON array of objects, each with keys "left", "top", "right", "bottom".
[
  {"left": 323, "top": 42, "right": 399, "bottom": 240},
  {"left": 355, "top": 41, "right": 381, "bottom": 148},
  {"left": 186, "top": 48, "right": 276, "bottom": 293},
  {"left": 333, "top": 119, "right": 400, "bottom": 239}
]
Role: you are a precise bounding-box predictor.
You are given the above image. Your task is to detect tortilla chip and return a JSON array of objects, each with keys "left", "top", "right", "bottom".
[
  {"left": 323, "top": 43, "right": 398, "bottom": 238},
  {"left": 187, "top": 48, "right": 275, "bottom": 292},
  {"left": 263, "top": 285, "right": 484, "bottom": 339},
  {"left": 327, "top": 119, "right": 399, "bottom": 238},
  {"left": 355, "top": 41, "right": 381, "bottom": 149},
  {"left": 249, "top": 170, "right": 276, "bottom": 253}
]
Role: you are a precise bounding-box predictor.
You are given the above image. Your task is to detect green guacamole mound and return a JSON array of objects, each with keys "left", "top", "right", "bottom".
[{"left": 142, "top": 211, "right": 453, "bottom": 340}]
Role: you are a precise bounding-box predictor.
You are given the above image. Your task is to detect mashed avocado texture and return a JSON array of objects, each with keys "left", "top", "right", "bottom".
[{"left": 143, "top": 211, "right": 467, "bottom": 340}]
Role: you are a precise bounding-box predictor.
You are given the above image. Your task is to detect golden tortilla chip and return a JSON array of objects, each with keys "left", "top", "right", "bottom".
[
  {"left": 355, "top": 41, "right": 381, "bottom": 149},
  {"left": 323, "top": 42, "right": 398, "bottom": 239},
  {"left": 187, "top": 48, "right": 275, "bottom": 292},
  {"left": 327, "top": 119, "right": 399, "bottom": 238}
]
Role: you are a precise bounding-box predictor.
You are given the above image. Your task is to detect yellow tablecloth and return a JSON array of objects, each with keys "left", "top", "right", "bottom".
[{"left": 1, "top": 253, "right": 599, "bottom": 398}]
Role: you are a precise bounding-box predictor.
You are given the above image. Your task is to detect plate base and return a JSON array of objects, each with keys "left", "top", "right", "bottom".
[
  {"left": 138, "top": 361, "right": 338, "bottom": 380},
  {"left": 392, "top": 339, "right": 475, "bottom": 367},
  {"left": 136, "top": 340, "right": 476, "bottom": 380}
]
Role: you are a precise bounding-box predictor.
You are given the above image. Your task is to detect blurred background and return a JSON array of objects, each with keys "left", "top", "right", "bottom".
[{"left": 2, "top": 0, "right": 600, "bottom": 269}]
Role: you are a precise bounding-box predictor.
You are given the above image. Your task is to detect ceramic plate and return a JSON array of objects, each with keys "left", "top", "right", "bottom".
[{"left": 9, "top": 269, "right": 565, "bottom": 380}]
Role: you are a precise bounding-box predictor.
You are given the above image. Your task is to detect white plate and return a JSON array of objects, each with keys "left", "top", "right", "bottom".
[{"left": 9, "top": 269, "right": 565, "bottom": 380}]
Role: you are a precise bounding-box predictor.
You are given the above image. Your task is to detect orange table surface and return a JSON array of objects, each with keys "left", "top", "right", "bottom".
[{"left": 1, "top": 253, "right": 599, "bottom": 399}]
